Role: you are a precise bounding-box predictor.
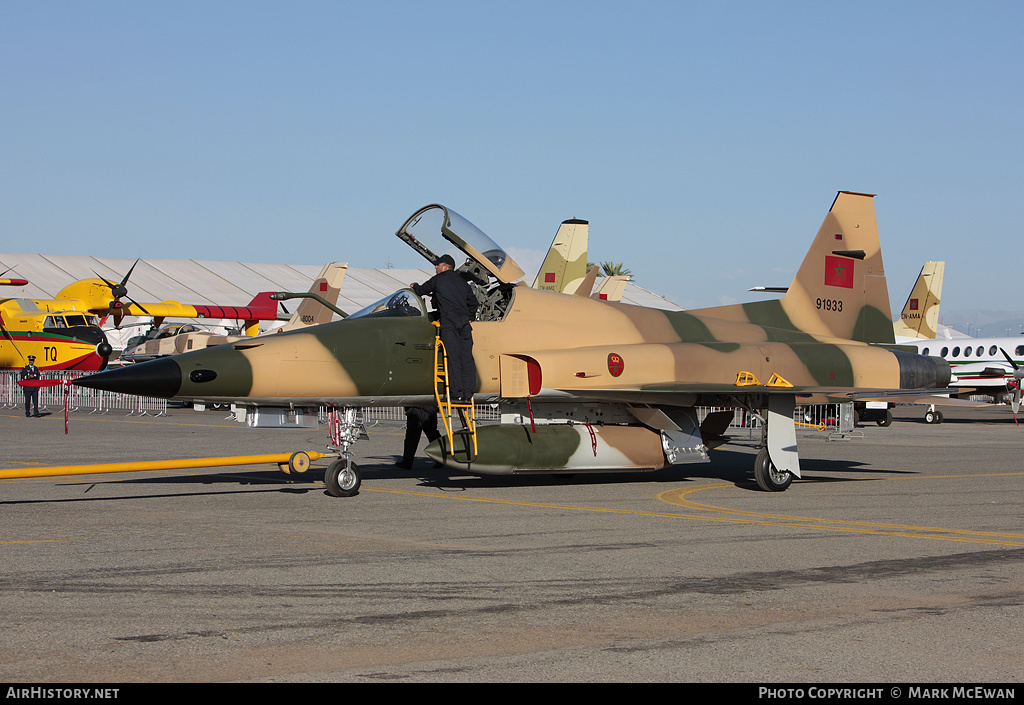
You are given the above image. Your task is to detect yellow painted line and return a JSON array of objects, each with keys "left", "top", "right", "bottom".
[
  {"left": 362, "top": 472, "right": 1024, "bottom": 548},
  {"left": 656, "top": 484, "right": 1024, "bottom": 546},
  {"left": 364, "top": 487, "right": 709, "bottom": 519}
]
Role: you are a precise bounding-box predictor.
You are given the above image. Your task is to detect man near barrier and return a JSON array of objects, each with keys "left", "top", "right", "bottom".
[{"left": 20, "top": 355, "right": 40, "bottom": 417}]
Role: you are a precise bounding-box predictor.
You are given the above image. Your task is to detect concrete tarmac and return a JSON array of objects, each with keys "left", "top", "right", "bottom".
[{"left": 1, "top": 402, "right": 1022, "bottom": 683}]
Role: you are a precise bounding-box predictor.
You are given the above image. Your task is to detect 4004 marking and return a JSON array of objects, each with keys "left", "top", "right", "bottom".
[{"left": 816, "top": 297, "right": 843, "bottom": 312}]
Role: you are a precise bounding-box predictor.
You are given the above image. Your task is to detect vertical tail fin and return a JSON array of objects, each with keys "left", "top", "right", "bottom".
[
  {"left": 532, "top": 219, "right": 589, "bottom": 294},
  {"left": 281, "top": 262, "right": 348, "bottom": 331},
  {"left": 779, "top": 191, "right": 894, "bottom": 343},
  {"left": 591, "top": 275, "right": 630, "bottom": 302},
  {"left": 892, "top": 261, "right": 944, "bottom": 340},
  {"left": 694, "top": 192, "right": 894, "bottom": 344}
]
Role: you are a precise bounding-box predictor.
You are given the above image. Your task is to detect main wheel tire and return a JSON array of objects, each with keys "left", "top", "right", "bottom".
[
  {"left": 754, "top": 448, "right": 793, "bottom": 492},
  {"left": 924, "top": 409, "right": 943, "bottom": 424},
  {"left": 325, "top": 460, "right": 361, "bottom": 497}
]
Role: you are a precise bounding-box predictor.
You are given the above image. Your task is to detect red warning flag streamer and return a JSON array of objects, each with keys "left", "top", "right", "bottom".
[{"left": 17, "top": 378, "right": 74, "bottom": 434}]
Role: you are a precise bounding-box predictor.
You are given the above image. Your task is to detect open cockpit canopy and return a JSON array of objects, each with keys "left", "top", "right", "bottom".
[{"left": 396, "top": 204, "right": 525, "bottom": 285}]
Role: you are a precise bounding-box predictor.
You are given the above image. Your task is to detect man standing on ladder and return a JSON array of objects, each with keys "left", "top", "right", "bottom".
[{"left": 412, "top": 254, "right": 478, "bottom": 402}]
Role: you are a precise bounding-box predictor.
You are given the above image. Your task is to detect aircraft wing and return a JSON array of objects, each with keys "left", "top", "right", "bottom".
[
  {"left": 115, "top": 293, "right": 279, "bottom": 321},
  {"left": 850, "top": 392, "right": 989, "bottom": 407},
  {"left": 498, "top": 340, "right": 948, "bottom": 403}
]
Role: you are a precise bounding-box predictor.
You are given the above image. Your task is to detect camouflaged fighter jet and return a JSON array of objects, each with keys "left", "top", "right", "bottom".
[{"left": 74, "top": 192, "right": 952, "bottom": 495}]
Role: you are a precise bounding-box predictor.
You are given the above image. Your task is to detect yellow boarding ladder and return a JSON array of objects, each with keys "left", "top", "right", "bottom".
[{"left": 432, "top": 321, "right": 477, "bottom": 463}]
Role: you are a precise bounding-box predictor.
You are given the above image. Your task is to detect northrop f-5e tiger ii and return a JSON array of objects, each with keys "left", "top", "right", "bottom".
[{"left": 75, "top": 192, "right": 952, "bottom": 496}]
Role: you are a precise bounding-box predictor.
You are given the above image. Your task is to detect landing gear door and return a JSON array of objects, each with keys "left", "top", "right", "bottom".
[
  {"left": 766, "top": 394, "right": 801, "bottom": 478},
  {"left": 396, "top": 204, "right": 526, "bottom": 284}
]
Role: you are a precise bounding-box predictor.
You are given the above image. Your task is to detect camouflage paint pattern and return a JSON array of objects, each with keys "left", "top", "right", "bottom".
[
  {"left": 76, "top": 193, "right": 952, "bottom": 478},
  {"left": 79, "top": 192, "right": 949, "bottom": 405},
  {"left": 425, "top": 424, "right": 668, "bottom": 475}
]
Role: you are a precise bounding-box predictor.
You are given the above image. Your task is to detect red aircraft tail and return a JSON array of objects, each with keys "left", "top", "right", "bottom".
[{"left": 245, "top": 292, "right": 279, "bottom": 319}]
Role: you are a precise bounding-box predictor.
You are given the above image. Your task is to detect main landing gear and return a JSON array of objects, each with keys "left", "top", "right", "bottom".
[
  {"left": 753, "top": 447, "right": 794, "bottom": 492},
  {"left": 751, "top": 394, "right": 801, "bottom": 492}
]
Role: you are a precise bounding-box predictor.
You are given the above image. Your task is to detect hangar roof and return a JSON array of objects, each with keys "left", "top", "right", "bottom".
[{"left": 0, "top": 253, "right": 683, "bottom": 327}]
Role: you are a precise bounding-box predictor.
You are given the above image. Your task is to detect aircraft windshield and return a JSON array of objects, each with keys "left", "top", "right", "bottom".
[
  {"left": 156, "top": 324, "right": 203, "bottom": 339},
  {"left": 347, "top": 289, "right": 425, "bottom": 320},
  {"left": 45, "top": 314, "right": 101, "bottom": 328},
  {"left": 396, "top": 204, "right": 525, "bottom": 284},
  {"left": 64, "top": 314, "right": 91, "bottom": 327}
]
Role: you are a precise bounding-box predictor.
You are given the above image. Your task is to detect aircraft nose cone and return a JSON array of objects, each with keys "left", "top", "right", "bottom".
[{"left": 74, "top": 357, "right": 183, "bottom": 398}]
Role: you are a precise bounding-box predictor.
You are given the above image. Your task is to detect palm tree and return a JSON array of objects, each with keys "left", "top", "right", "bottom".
[{"left": 599, "top": 261, "right": 631, "bottom": 277}]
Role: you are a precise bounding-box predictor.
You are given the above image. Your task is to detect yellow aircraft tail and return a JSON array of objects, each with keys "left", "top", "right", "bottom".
[
  {"left": 532, "top": 219, "right": 589, "bottom": 294},
  {"left": 892, "top": 261, "right": 944, "bottom": 340}
]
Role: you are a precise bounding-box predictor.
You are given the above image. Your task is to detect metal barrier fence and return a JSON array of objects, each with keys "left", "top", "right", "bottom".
[
  {"left": 352, "top": 404, "right": 853, "bottom": 433},
  {"left": 358, "top": 405, "right": 502, "bottom": 423},
  {"left": 1, "top": 370, "right": 168, "bottom": 417},
  {"left": 2, "top": 370, "right": 855, "bottom": 433}
]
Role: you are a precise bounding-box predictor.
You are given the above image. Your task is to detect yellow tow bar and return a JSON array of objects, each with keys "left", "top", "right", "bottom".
[{"left": 0, "top": 451, "right": 328, "bottom": 481}]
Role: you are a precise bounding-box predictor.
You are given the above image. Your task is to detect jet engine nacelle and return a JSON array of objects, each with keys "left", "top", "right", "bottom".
[{"left": 425, "top": 423, "right": 711, "bottom": 476}]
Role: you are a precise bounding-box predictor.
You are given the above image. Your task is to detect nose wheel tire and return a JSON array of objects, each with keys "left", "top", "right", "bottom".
[
  {"left": 754, "top": 448, "right": 794, "bottom": 492},
  {"left": 325, "top": 459, "right": 361, "bottom": 497}
]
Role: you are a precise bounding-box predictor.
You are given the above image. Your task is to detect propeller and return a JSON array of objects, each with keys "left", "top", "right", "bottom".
[
  {"left": 998, "top": 348, "right": 1023, "bottom": 423},
  {"left": 95, "top": 260, "right": 151, "bottom": 325}
]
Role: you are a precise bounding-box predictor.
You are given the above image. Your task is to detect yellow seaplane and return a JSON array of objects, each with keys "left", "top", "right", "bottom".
[{"left": 1, "top": 262, "right": 278, "bottom": 372}]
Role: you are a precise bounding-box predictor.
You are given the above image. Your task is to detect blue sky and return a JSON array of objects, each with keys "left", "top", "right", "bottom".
[{"left": 2, "top": 1, "right": 1021, "bottom": 314}]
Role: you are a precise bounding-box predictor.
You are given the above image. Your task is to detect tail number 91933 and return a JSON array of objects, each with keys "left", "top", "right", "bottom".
[{"left": 816, "top": 298, "right": 843, "bottom": 312}]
